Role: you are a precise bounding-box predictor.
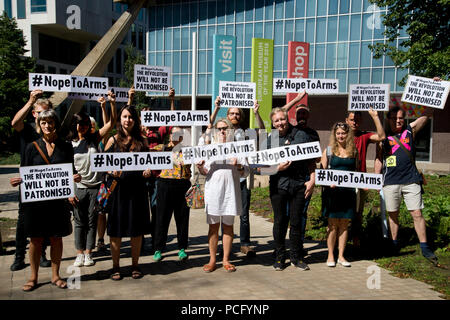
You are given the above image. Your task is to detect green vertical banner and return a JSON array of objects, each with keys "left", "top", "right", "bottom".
[{"left": 250, "top": 38, "right": 274, "bottom": 131}]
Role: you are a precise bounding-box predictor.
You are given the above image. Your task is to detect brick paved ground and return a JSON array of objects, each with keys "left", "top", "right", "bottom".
[{"left": 0, "top": 165, "right": 443, "bottom": 300}]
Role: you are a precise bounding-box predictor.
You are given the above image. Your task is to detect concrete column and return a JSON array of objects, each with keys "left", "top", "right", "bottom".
[{"left": 50, "top": 0, "right": 147, "bottom": 128}]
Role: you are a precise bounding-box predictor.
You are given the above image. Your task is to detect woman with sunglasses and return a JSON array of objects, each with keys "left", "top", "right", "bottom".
[
  {"left": 67, "top": 91, "right": 117, "bottom": 267},
  {"left": 196, "top": 119, "right": 249, "bottom": 273},
  {"left": 321, "top": 122, "right": 358, "bottom": 267}
]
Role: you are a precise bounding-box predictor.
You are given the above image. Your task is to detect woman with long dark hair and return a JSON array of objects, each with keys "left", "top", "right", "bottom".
[{"left": 104, "top": 105, "right": 151, "bottom": 280}]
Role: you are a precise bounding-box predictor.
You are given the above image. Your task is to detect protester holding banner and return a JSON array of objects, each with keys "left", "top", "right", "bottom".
[
  {"left": 67, "top": 91, "right": 117, "bottom": 267},
  {"left": 154, "top": 127, "right": 191, "bottom": 261},
  {"left": 18, "top": 109, "right": 80, "bottom": 291},
  {"left": 321, "top": 122, "right": 358, "bottom": 267},
  {"left": 381, "top": 106, "right": 438, "bottom": 265},
  {"left": 104, "top": 105, "right": 152, "bottom": 280},
  {"left": 265, "top": 108, "right": 315, "bottom": 271},
  {"left": 9, "top": 90, "right": 53, "bottom": 272},
  {"left": 345, "top": 108, "right": 385, "bottom": 250},
  {"left": 196, "top": 119, "right": 250, "bottom": 272}
]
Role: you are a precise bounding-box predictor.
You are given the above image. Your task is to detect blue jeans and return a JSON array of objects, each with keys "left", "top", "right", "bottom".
[{"left": 240, "top": 180, "right": 251, "bottom": 246}]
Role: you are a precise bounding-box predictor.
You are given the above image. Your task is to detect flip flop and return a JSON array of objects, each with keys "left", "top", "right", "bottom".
[
  {"left": 23, "top": 280, "right": 37, "bottom": 292},
  {"left": 203, "top": 264, "right": 216, "bottom": 273},
  {"left": 110, "top": 267, "right": 122, "bottom": 281},
  {"left": 131, "top": 267, "right": 143, "bottom": 279},
  {"left": 51, "top": 278, "right": 67, "bottom": 289},
  {"left": 223, "top": 264, "right": 236, "bottom": 272}
]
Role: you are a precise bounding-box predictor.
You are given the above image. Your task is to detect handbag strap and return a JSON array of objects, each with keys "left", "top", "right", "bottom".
[
  {"left": 32, "top": 141, "right": 50, "bottom": 165},
  {"left": 391, "top": 135, "right": 421, "bottom": 176}
]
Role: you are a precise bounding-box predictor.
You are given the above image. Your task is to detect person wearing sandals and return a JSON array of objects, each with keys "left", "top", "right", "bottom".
[
  {"left": 104, "top": 105, "right": 152, "bottom": 280},
  {"left": 321, "top": 122, "right": 358, "bottom": 268},
  {"left": 153, "top": 127, "right": 191, "bottom": 261},
  {"left": 67, "top": 91, "right": 117, "bottom": 267},
  {"left": 11, "top": 109, "right": 81, "bottom": 291},
  {"left": 197, "top": 119, "right": 250, "bottom": 273}
]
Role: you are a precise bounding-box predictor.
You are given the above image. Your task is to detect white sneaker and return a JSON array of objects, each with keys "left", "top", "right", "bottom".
[
  {"left": 337, "top": 259, "right": 351, "bottom": 267},
  {"left": 74, "top": 253, "right": 84, "bottom": 267},
  {"left": 83, "top": 253, "right": 95, "bottom": 266}
]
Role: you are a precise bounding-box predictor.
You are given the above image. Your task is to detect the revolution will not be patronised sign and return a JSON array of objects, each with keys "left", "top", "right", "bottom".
[
  {"left": 315, "top": 169, "right": 383, "bottom": 190},
  {"left": 68, "top": 87, "right": 129, "bottom": 103},
  {"left": 19, "top": 163, "right": 74, "bottom": 203},
  {"left": 134, "top": 64, "right": 171, "bottom": 93},
  {"left": 218, "top": 81, "right": 256, "bottom": 108},
  {"left": 273, "top": 78, "right": 339, "bottom": 94},
  {"left": 401, "top": 75, "right": 450, "bottom": 109},
  {"left": 141, "top": 110, "right": 210, "bottom": 127},
  {"left": 182, "top": 140, "right": 256, "bottom": 164},
  {"left": 29, "top": 73, "right": 108, "bottom": 94},
  {"left": 248, "top": 141, "right": 321, "bottom": 165},
  {"left": 348, "top": 84, "right": 390, "bottom": 111},
  {"left": 90, "top": 152, "right": 173, "bottom": 172}
]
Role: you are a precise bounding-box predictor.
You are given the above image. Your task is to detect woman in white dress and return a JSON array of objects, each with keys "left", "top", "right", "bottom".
[{"left": 196, "top": 119, "right": 249, "bottom": 273}]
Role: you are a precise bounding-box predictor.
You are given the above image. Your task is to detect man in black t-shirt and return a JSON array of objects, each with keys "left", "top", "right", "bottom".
[{"left": 9, "top": 90, "right": 52, "bottom": 271}]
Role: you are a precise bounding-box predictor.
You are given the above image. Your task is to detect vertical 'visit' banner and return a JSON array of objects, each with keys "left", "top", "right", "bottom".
[
  {"left": 287, "top": 42, "right": 310, "bottom": 125},
  {"left": 212, "top": 34, "right": 236, "bottom": 119},
  {"left": 250, "top": 38, "right": 274, "bottom": 131}
]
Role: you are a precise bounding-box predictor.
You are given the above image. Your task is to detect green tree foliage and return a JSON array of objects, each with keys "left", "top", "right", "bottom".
[
  {"left": 118, "top": 43, "right": 147, "bottom": 109},
  {"left": 369, "top": 0, "right": 450, "bottom": 85},
  {"left": 0, "top": 12, "right": 35, "bottom": 149}
]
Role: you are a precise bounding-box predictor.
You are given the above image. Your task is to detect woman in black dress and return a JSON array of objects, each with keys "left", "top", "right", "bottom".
[
  {"left": 19, "top": 109, "right": 80, "bottom": 291},
  {"left": 104, "top": 105, "right": 151, "bottom": 280}
]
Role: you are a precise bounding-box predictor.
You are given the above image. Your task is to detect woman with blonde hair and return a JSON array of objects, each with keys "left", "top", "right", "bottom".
[{"left": 321, "top": 122, "right": 358, "bottom": 267}]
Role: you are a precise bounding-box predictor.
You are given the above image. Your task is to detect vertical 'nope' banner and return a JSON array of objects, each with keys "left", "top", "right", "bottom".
[
  {"left": 251, "top": 38, "right": 274, "bottom": 131},
  {"left": 212, "top": 35, "right": 236, "bottom": 119}
]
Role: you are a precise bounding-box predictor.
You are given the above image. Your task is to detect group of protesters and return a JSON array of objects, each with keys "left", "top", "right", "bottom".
[{"left": 8, "top": 84, "right": 439, "bottom": 291}]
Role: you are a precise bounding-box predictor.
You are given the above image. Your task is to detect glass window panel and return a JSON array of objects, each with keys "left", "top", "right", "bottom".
[
  {"left": 340, "top": 0, "right": 350, "bottom": 13},
  {"left": 181, "top": 3, "right": 189, "bottom": 25},
  {"left": 327, "top": 16, "right": 337, "bottom": 42},
  {"left": 198, "top": 74, "right": 206, "bottom": 94},
  {"left": 172, "top": 52, "right": 180, "bottom": 73},
  {"left": 236, "top": 0, "right": 244, "bottom": 22},
  {"left": 164, "top": 52, "right": 171, "bottom": 67},
  {"left": 164, "top": 29, "right": 172, "bottom": 50},
  {"left": 235, "top": 73, "right": 243, "bottom": 82},
  {"left": 385, "top": 54, "right": 394, "bottom": 67},
  {"left": 316, "top": 18, "right": 326, "bottom": 43},
  {"left": 285, "top": 0, "right": 294, "bottom": 19},
  {"left": 245, "top": 23, "right": 253, "bottom": 46},
  {"left": 149, "top": 30, "right": 156, "bottom": 50},
  {"left": 306, "top": 0, "right": 316, "bottom": 17},
  {"left": 295, "top": 19, "right": 305, "bottom": 41},
  {"left": 254, "top": 22, "right": 263, "bottom": 39},
  {"left": 245, "top": 0, "right": 254, "bottom": 21},
  {"left": 189, "top": 2, "right": 197, "bottom": 26},
  {"left": 309, "top": 45, "right": 314, "bottom": 71},
  {"left": 284, "top": 45, "right": 289, "bottom": 70},
  {"left": 156, "top": 52, "right": 163, "bottom": 66},
  {"left": 207, "top": 74, "right": 213, "bottom": 94},
  {"left": 374, "top": 23, "right": 384, "bottom": 39},
  {"left": 156, "top": 29, "right": 164, "bottom": 50},
  {"left": 372, "top": 68, "right": 382, "bottom": 83},
  {"left": 244, "top": 73, "right": 252, "bottom": 82},
  {"left": 149, "top": 8, "right": 156, "bottom": 28},
  {"left": 329, "top": 0, "right": 338, "bottom": 15},
  {"left": 173, "top": 28, "right": 180, "bottom": 50},
  {"left": 181, "top": 75, "right": 189, "bottom": 94},
  {"left": 207, "top": 50, "right": 213, "bottom": 73},
  {"left": 396, "top": 68, "right": 408, "bottom": 91},
  {"left": 173, "top": 4, "right": 180, "bottom": 26},
  {"left": 181, "top": 28, "right": 189, "bottom": 50},
  {"left": 338, "top": 15, "right": 349, "bottom": 41},
  {"left": 349, "top": 42, "right": 360, "bottom": 67},
  {"left": 317, "top": 0, "right": 327, "bottom": 16},
  {"left": 255, "top": 0, "right": 264, "bottom": 20},
  {"left": 172, "top": 75, "right": 180, "bottom": 93},
  {"left": 198, "top": 51, "right": 207, "bottom": 73},
  {"left": 350, "top": 14, "right": 361, "bottom": 40},
  {"left": 17, "top": 0, "right": 26, "bottom": 19},
  {"left": 236, "top": 24, "right": 244, "bottom": 47},
  {"left": 326, "top": 43, "right": 336, "bottom": 69},
  {"left": 274, "top": 46, "right": 283, "bottom": 70},
  {"left": 352, "top": 0, "right": 362, "bottom": 12},
  {"left": 363, "top": 0, "right": 372, "bottom": 11},
  {"left": 362, "top": 13, "right": 373, "bottom": 40},
  {"left": 372, "top": 42, "right": 383, "bottom": 67},
  {"left": 199, "top": 2, "right": 207, "bottom": 25},
  {"left": 275, "top": 0, "right": 284, "bottom": 19},
  {"left": 199, "top": 27, "right": 207, "bottom": 49},
  {"left": 164, "top": 6, "right": 172, "bottom": 27},
  {"left": 348, "top": 69, "right": 358, "bottom": 85},
  {"left": 236, "top": 48, "right": 243, "bottom": 72},
  {"left": 274, "top": 72, "right": 283, "bottom": 79},
  {"left": 208, "top": 26, "right": 215, "bottom": 48},
  {"left": 337, "top": 70, "right": 347, "bottom": 92},
  {"left": 296, "top": 0, "right": 306, "bottom": 17},
  {"left": 264, "top": 0, "right": 273, "bottom": 20},
  {"left": 360, "top": 42, "right": 371, "bottom": 67},
  {"left": 181, "top": 51, "right": 189, "bottom": 73},
  {"left": 326, "top": 70, "right": 335, "bottom": 79},
  {"left": 226, "top": 24, "right": 235, "bottom": 35},
  {"left": 31, "top": 0, "right": 46, "bottom": 13},
  {"left": 148, "top": 53, "right": 155, "bottom": 66},
  {"left": 314, "top": 70, "right": 325, "bottom": 78},
  {"left": 208, "top": 1, "right": 216, "bottom": 24},
  {"left": 306, "top": 19, "right": 315, "bottom": 43},
  {"left": 264, "top": 21, "right": 273, "bottom": 39},
  {"left": 360, "top": 69, "right": 370, "bottom": 83},
  {"left": 217, "top": 25, "right": 225, "bottom": 35},
  {"left": 384, "top": 68, "right": 395, "bottom": 90},
  {"left": 315, "top": 44, "right": 325, "bottom": 69},
  {"left": 244, "top": 48, "right": 253, "bottom": 71},
  {"left": 399, "top": 27, "right": 408, "bottom": 38},
  {"left": 274, "top": 21, "right": 283, "bottom": 45},
  {"left": 337, "top": 42, "right": 348, "bottom": 68},
  {"left": 226, "top": 0, "right": 234, "bottom": 23},
  {"left": 285, "top": 20, "right": 294, "bottom": 42}
]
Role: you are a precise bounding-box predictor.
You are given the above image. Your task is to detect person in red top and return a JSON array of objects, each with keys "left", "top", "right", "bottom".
[{"left": 345, "top": 109, "right": 385, "bottom": 250}]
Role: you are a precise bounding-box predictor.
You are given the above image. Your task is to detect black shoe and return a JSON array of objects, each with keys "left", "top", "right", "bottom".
[
  {"left": 273, "top": 259, "right": 285, "bottom": 271},
  {"left": 10, "top": 257, "right": 26, "bottom": 271},
  {"left": 291, "top": 259, "right": 310, "bottom": 271},
  {"left": 40, "top": 255, "right": 51, "bottom": 268},
  {"left": 422, "top": 248, "right": 439, "bottom": 266}
]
